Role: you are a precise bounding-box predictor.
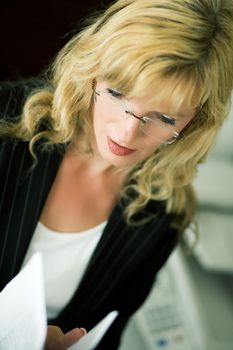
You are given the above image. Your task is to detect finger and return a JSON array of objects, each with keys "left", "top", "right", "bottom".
[
  {"left": 45, "top": 326, "right": 65, "bottom": 350},
  {"left": 63, "top": 327, "right": 87, "bottom": 348}
]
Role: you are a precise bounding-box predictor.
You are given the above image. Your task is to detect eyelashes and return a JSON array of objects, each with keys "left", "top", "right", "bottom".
[
  {"left": 106, "top": 88, "right": 123, "bottom": 99},
  {"left": 158, "top": 114, "right": 176, "bottom": 125}
]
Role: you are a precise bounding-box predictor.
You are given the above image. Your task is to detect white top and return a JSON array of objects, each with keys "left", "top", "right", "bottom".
[{"left": 22, "top": 221, "right": 107, "bottom": 319}]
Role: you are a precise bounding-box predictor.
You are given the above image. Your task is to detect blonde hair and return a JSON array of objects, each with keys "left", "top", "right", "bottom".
[{"left": 2, "top": 0, "right": 233, "bottom": 231}]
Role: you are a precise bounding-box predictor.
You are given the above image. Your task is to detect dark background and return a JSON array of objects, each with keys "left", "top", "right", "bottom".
[{"left": 0, "top": 0, "right": 113, "bottom": 80}]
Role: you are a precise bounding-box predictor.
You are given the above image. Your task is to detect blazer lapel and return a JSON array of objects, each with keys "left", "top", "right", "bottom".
[{"left": 0, "top": 140, "right": 63, "bottom": 290}]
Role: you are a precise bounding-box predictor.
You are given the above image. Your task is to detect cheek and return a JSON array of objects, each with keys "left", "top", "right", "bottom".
[
  {"left": 143, "top": 137, "right": 161, "bottom": 153},
  {"left": 92, "top": 104, "right": 104, "bottom": 135},
  {"left": 135, "top": 142, "right": 159, "bottom": 163},
  {"left": 145, "top": 133, "right": 166, "bottom": 154},
  {"left": 93, "top": 102, "right": 110, "bottom": 131}
]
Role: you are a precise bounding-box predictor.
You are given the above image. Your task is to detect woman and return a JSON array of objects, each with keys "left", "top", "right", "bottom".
[{"left": 0, "top": 0, "right": 232, "bottom": 349}]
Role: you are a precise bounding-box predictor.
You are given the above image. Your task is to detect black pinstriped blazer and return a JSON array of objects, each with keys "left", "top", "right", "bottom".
[{"left": 0, "top": 81, "right": 179, "bottom": 349}]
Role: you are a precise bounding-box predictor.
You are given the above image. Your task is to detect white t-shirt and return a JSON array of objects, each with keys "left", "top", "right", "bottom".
[{"left": 22, "top": 221, "right": 107, "bottom": 319}]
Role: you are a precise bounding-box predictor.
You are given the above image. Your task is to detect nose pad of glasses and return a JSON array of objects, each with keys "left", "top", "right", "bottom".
[
  {"left": 123, "top": 110, "right": 144, "bottom": 136},
  {"left": 125, "top": 110, "right": 142, "bottom": 121}
]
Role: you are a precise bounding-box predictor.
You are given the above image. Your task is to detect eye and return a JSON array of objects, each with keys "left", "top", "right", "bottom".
[
  {"left": 106, "top": 88, "right": 124, "bottom": 99},
  {"left": 158, "top": 114, "right": 176, "bottom": 125}
]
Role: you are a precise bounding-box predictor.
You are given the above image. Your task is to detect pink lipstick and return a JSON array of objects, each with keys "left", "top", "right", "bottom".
[{"left": 107, "top": 137, "right": 135, "bottom": 156}]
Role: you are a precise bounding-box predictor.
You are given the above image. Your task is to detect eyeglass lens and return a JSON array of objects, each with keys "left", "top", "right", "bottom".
[{"left": 97, "top": 89, "right": 178, "bottom": 144}]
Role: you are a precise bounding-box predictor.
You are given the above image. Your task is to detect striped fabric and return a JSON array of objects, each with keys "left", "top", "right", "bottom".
[{"left": 0, "top": 81, "right": 179, "bottom": 349}]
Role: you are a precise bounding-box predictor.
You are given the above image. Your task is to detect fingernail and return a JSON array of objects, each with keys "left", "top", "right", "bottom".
[{"left": 80, "top": 327, "right": 87, "bottom": 335}]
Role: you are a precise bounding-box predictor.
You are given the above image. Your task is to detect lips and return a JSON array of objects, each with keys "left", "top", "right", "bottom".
[{"left": 107, "top": 137, "right": 135, "bottom": 156}]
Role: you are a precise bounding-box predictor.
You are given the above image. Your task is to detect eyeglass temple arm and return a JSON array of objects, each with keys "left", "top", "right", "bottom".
[{"left": 93, "top": 87, "right": 100, "bottom": 96}]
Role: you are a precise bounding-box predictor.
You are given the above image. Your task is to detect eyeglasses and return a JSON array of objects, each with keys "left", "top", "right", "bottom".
[{"left": 94, "top": 87, "right": 179, "bottom": 145}]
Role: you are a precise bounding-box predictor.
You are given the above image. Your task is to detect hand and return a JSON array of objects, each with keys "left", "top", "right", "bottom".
[{"left": 45, "top": 325, "right": 87, "bottom": 350}]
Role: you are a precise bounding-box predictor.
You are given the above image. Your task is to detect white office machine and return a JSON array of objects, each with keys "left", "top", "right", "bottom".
[{"left": 134, "top": 248, "right": 233, "bottom": 350}]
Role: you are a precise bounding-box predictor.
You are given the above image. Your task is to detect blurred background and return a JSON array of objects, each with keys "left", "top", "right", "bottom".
[
  {"left": 1, "top": 1, "right": 233, "bottom": 349},
  {"left": 0, "top": 0, "right": 113, "bottom": 80}
]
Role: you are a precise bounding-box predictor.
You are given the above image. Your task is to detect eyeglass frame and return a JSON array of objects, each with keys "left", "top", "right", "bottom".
[{"left": 93, "top": 87, "right": 180, "bottom": 145}]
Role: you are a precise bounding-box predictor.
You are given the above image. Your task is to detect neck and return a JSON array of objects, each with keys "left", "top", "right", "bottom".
[{"left": 67, "top": 137, "right": 122, "bottom": 178}]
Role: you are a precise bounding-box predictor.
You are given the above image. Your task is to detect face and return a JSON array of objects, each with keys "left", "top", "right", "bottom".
[{"left": 91, "top": 80, "right": 195, "bottom": 169}]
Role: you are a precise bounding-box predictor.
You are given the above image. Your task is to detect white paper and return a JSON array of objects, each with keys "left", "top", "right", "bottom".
[
  {"left": 67, "top": 311, "right": 119, "bottom": 350},
  {"left": 0, "top": 253, "right": 47, "bottom": 350}
]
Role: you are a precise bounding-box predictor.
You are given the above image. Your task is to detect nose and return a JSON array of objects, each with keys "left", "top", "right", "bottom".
[{"left": 119, "top": 112, "right": 141, "bottom": 143}]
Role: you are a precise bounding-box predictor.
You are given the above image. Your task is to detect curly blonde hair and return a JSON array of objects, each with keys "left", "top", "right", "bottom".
[{"left": 2, "top": 0, "right": 233, "bottom": 231}]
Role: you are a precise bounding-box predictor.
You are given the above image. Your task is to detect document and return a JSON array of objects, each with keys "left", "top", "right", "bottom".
[
  {"left": 0, "top": 253, "right": 118, "bottom": 350},
  {"left": 67, "top": 311, "right": 119, "bottom": 350},
  {"left": 0, "top": 253, "right": 47, "bottom": 350}
]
